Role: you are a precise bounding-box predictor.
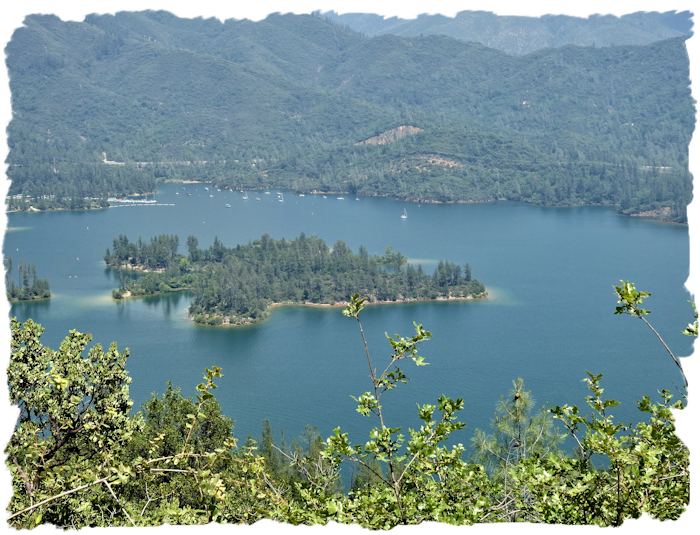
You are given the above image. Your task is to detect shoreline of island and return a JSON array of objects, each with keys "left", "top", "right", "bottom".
[
  {"left": 111, "top": 284, "right": 488, "bottom": 326},
  {"left": 187, "top": 291, "right": 489, "bottom": 328}
]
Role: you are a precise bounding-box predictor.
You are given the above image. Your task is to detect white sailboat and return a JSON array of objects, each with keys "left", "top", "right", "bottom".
[
  {"left": 242, "top": 191, "right": 248, "bottom": 200},
  {"left": 279, "top": 193, "right": 284, "bottom": 203},
  {"left": 401, "top": 208, "right": 408, "bottom": 219}
]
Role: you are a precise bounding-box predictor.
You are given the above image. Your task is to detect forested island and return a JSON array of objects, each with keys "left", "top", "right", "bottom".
[
  {"left": 4, "top": 257, "right": 51, "bottom": 301},
  {"left": 104, "top": 233, "right": 486, "bottom": 325},
  {"left": 5, "top": 11, "right": 694, "bottom": 222}
]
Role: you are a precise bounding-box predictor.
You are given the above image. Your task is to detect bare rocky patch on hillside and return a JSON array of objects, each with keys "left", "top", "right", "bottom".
[{"left": 356, "top": 125, "right": 423, "bottom": 146}]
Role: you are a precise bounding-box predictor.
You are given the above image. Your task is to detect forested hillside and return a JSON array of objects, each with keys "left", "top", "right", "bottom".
[{"left": 5, "top": 11, "right": 694, "bottom": 221}]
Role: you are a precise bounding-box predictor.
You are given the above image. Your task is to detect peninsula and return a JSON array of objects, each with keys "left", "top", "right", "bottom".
[{"left": 105, "top": 233, "right": 487, "bottom": 325}]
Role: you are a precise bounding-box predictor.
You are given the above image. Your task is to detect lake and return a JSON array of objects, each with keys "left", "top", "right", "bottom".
[{"left": 4, "top": 182, "right": 692, "bottom": 451}]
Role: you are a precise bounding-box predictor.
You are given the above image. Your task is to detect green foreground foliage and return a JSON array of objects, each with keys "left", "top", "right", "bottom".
[
  {"left": 5, "top": 285, "right": 692, "bottom": 528},
  {"left": 105, "top": 233, "right": 486, "bottom": 324}
]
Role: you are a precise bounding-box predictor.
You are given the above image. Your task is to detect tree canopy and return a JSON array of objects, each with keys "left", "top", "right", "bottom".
[
  {"left": 5, "top": 11, "right": 694, "bottom": 221},
  {"left": 105, "top": 233, "right": 487, "bottom": 324}
]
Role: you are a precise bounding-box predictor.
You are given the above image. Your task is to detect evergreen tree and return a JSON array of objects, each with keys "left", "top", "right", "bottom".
[
  {"left": 472, "top": 379, "right": 564, "bottom": 476},
  {"left": 260, "top": 419, "right": 280, "bottom": 475}
]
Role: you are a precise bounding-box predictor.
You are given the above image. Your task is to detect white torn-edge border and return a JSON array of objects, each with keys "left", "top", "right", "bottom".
[{"left": 0, "top": 2, "right": 696, "bottom": 535}]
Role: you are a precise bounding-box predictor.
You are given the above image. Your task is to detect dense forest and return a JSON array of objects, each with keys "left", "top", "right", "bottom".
[
  {"left": 7, "top": 287, "right": 694, "bottom": 528},
  {"left": 104, "top": 233, "right": 487, "bottom": 324},
  {"left": 4, "top": 257, "right": 51, "bottom": 301},
  {"left": 5, "top": 11, "right": 694, "bottom": 221}
]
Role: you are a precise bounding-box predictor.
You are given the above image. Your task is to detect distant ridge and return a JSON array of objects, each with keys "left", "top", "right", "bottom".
[
  {"left": 5, "top": 11, "right": 694, "bottom": 222},
  {"left": 322, "top": 10, "right": 693, "bottom": 55}
]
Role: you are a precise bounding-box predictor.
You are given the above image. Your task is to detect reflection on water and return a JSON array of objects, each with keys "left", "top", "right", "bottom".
[
  {"left": 103, "top": 266, "right": 141, "bottom": 283},
  {"left": 142, "top": 291, "right": 192, "bottom": 318},
  {"left": 9, "top": 297, "right": 51, "bottom": 320},
  {"left": 113, "top": 297, "right": 133, "bottom": 323}
]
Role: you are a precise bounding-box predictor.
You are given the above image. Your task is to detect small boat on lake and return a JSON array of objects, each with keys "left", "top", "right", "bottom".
[
  {"left": 225, "top": 204, "right": 231, "bottom": 208},
  {"left": 337, "top": 197, "right": 344, "bottom": 200},
  {"left": 401, "top": 208, "right": 408, "bottom": 219}
]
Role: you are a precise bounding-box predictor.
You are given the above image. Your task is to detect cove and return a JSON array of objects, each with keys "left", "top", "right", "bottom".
[{"left": 5, "top": 182, "right": 692, "bottom": 450}]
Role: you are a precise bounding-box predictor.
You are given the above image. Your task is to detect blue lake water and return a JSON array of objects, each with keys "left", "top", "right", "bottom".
[{"left": 5, "top": 182, "right": 692, "bottom": 451}]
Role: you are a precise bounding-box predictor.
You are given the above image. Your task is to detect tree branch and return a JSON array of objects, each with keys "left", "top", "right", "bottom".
[{"left": 8, "top": 476, "right": 108, "bottom": 523}]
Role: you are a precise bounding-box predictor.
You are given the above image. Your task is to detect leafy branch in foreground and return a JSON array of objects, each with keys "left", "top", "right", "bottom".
[
  {"left": 5, "top": 280, "right": 691, "bottom": 528},
  {"left": 319, "top": 293, "right": 490, "bottom": 527},
  {"left": 6, "top": 318, "right": 139, "bottom": 527},
  {"left": 536, "top": 373, "right": 688, "bottom": 526},
  {"left": 613, "top": 280, "right": 691, "bottom": 387},
  {"left": 681, "top": 300, "right": 698, "bottom": 337},
  {"left": 5, "top": 320, "right": 281, "bottom": 528}
]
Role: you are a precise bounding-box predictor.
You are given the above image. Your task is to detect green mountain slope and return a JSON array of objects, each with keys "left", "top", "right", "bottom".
[{"left": 5, "top": 11, "right": 694, "bottom": 221}]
